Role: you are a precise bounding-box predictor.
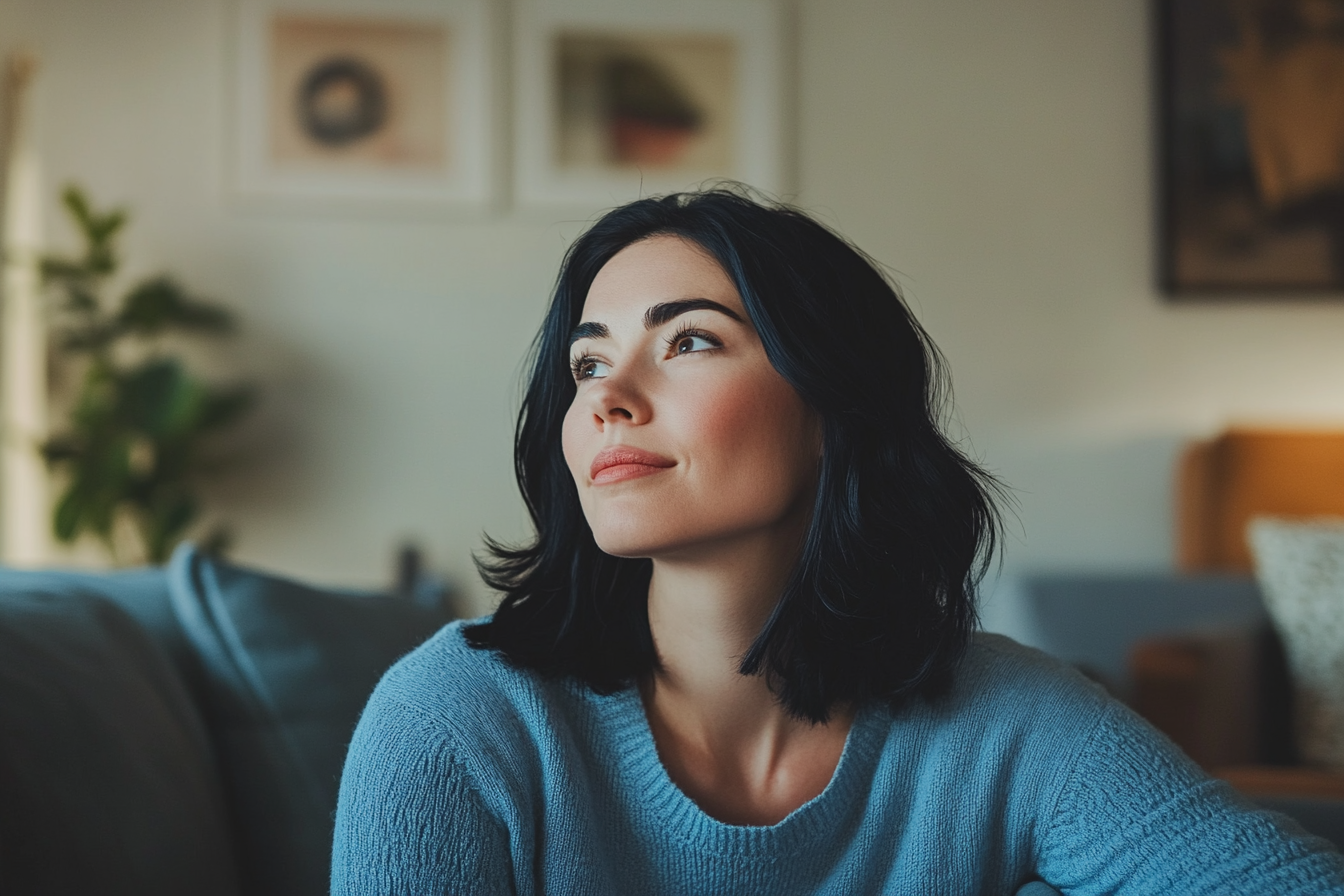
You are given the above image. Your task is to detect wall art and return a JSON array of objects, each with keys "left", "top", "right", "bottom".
[
  {"left": 232, "top": 0, "right": 495, "bottom": 209},
  {"left": 513, "top": 0, "right": 786, "bottom": 206},
  {"left": 1161, "top": 0, "right": 1344, "bottom": 293}
]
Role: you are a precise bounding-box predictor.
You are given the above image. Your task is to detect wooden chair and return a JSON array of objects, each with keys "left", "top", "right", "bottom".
[
  {"left": 1177, "top": 429, "right": 1344, "bottom": 572},
  {"left": 1135, "top": 428, "right": 1344, "bottom": 797}
]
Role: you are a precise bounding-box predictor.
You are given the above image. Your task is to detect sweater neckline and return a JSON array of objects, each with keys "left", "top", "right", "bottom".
[{"left": 595, "top": 683, "right": 886, "bottom": 856}]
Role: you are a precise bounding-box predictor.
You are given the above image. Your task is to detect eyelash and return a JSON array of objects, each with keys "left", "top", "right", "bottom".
[
  {"left": 569, "top": 324, "right": 723, "bottom": 381},
  {"left": 664, "top": 323, "right": 723, "bottom": 356},
  {"left": 570, "top": 354, "right": 602, "bottom": 381}
]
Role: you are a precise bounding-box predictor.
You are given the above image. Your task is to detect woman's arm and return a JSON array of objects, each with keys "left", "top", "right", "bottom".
[
  {"left": 331, "top": 692, "right": 515, "bottom": 896},
  {"left": 1038, "top": 700, "right": 1344, "bottom": 895}
]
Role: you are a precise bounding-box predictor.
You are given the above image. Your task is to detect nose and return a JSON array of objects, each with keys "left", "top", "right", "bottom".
[{"left": 583, "top": 366, "right": 651, "bottom": 428}]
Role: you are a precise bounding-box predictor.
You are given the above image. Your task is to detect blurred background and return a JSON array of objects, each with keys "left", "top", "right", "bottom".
[{"left": 0, "top": 0, "right": 1341, "bottom": 628}]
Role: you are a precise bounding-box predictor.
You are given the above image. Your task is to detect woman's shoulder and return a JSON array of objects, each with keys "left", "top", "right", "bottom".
[
  {"left": 916, "top": 632, "right": 1116, "bottom": 740},
  {"left": 858, "top": 633, "right": 1132, "bottom": 826},
  {"left": 338, "top": 618, "right": 563, "bottom": 868},
  {"left": 959, "top": 631, "right": 1112, "bottom": 702},
  {"left": 363, "top": 617, "right": 558, "bottom": 748}
]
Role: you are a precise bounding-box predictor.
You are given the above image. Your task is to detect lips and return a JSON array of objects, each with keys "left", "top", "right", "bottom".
[{"left": 589, "top": 445, "right": 676, "bottom": 485}]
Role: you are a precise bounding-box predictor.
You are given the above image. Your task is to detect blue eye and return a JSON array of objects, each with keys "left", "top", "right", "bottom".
[{"left": 571, "top": 356, "right": 610, "bottom": 380}]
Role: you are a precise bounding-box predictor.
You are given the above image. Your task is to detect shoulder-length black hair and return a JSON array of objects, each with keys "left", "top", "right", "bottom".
[{"left": 466, "top": 187, "right": 1002, "bottom": 722}]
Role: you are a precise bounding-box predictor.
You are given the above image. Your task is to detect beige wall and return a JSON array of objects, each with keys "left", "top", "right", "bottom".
[{"left": 3, "top": 0, "right": 1344, "bottom": 618}]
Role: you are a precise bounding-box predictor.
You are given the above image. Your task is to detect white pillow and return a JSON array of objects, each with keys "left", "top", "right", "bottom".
[{"left": 1248, "top": 517, "right": 1344, "bottom": 769}]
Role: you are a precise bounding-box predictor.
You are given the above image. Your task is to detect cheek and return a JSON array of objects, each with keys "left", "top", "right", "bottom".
[
  {"left": 681, "top": 367, "right": 816, "bottom": 479},
  {"left": 691, "top": 387, "right": 763, "bottom": 453},
  {"left": 560, "top": 402, "right": 588, "bottom": 483}
]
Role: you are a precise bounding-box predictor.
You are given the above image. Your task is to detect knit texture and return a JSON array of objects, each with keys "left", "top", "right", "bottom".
[{"left": 332, "top": 623, "right": 1344, "bottom": 895}]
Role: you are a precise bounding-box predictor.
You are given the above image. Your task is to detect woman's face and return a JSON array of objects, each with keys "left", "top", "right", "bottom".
[{"left": 561, "top": 234, "right": 822, "bottom": 560}]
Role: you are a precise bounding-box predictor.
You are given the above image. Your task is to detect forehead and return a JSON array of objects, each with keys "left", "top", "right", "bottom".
[{"left": 581, "top": 234, "right": 743, "bottom": 320}]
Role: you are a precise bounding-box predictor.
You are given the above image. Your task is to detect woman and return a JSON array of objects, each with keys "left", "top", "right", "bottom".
[{"left": 332, "top": 189, "right": 1343, "bottom": 894}]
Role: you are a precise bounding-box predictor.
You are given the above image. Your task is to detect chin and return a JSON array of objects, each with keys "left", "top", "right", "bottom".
[
  {"left": 586, "top": 509, "right": 777, "bottom": 560},
  {"left": 588, "top": 521, "right": 670, "bottom": 559},
  {"left": 582, "top": 486, "right": 810, "bottom": 560},
  {"left": 585, "top": 506, "right": 704, "bottom": 558},
  {"left": 581, "top": 489, "right": 683, "bottom": 558}
]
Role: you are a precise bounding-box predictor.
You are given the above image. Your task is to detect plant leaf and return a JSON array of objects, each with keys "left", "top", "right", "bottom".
[
  {"left": 40, "top": 434, "right": 84, "bottom": 465},
  {"left": 39, "top": 257, "right": 92, "bottom": 285},
  {"left": 52, "top": 485, "right": 85, "bottom": 542},
  {"left": 59, "top": 185, "right": 124, "bottom": 277},
  {"left": 144, "top": 490, "right": 197, "bottom": 563},
  {"left": 46, "top": 184, "right": 256, "bottom": 566},
  {"left": 61, "top": 186, "right": 93, "bottom": 230},
  {"left": 56, "top": 323, "right": 116, "bottom": 353},
  {"left": 119, "top": 358, "right": 218, "bottom": 439},
  {"left": 117, "top": 277, "right": 234, "bottom": 336},
  {"left": 199, "top": 385, "right": 256, "bottom": 431}
]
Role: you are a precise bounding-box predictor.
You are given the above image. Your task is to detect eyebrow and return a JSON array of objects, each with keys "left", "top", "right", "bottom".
[{"left": 567, "top": 298, "right": 744, "bottom": 348}]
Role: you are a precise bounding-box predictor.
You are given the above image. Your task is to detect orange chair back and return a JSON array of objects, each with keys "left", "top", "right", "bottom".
[{"left": 1177, "top": 429, "right": 1344, "bottom": 572}]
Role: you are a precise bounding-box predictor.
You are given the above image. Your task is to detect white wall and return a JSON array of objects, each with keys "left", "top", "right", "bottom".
[{"left": 2, "top": 0, "right": 1343, "bottom": 617}]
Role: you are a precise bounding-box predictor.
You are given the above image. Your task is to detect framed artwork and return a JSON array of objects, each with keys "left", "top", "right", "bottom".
[
  {"left": 513, "top": 0, "right": 787, "bottom": 206},
  {"left": 231, "top": 0, "right": 495, "bottom": 209},
  {"left": 1160, "top": 0, "right": 1344, "bottom": 293}
]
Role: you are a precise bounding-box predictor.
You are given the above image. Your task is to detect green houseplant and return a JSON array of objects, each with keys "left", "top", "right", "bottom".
[{"left": 40, "top": 186, "right": 255, "bottom": 563}]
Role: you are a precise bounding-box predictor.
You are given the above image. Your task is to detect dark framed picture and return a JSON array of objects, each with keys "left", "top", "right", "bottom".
[{"left": 1160, "top": 0, "right": 1344, "bottom": 293}]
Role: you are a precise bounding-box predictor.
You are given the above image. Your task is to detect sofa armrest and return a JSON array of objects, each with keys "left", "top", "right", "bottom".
[
  {"left": 1217, "top": 766, "right": 1344, "bottom": 799},
  {"left": 1129, "top": 626, "right": 1269, "bottom": 769}
]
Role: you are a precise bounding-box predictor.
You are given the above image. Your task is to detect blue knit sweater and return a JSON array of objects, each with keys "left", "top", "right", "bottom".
[{"left": 331, "top": 621, "right": 1344, "bottom": 895}]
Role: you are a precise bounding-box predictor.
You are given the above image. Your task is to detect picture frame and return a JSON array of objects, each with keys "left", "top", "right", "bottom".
[
  {"left": 1160, "top": 0, "right": 1344, "bottom": 294},
  {"left": 513, "top": 0, "right": 787, "bottom": 206},
  {"left": 230, "top": 0, "right": 495, "bottom": 210}
]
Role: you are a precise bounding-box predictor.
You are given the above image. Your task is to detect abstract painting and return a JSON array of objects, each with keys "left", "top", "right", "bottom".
[
  {"left": 1161, "top": 0, "right": 1344, "bottom": 292},
  {"left": 514, "top": 0, "right": 784, "bottom": 206},
  {"left": 268, "top": 16, "right": 448, "bottom": 171},
  {"left": 232, "top": 0, "right": 494, "bottom": 209},
  {"left": 553, "top": 31, "right": 736, "bottom": 175}
]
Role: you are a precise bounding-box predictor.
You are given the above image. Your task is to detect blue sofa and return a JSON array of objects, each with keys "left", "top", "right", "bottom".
[
  {"left": 0, "top": 543, "right": 454, "bottom": 896},
  {"left": 1014, "top": 572, "right": 1344, "bottom": 851},
  {"left": 5, "top": 553, "right": 1330, "bottom": 896}
]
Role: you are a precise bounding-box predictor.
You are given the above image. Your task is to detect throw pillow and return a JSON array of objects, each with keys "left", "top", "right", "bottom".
[
  {"left": 166, "top": 543, "right": 454, "bottom": 896},
  {"left": 0, "top": 565, "right": 205, "bottom": 691},
  {"left": 0, "top": 590, "right": 241, "bottom": 896},
  {"left": 1248, "top": 517, "right": 1344, "bottom": 769}
]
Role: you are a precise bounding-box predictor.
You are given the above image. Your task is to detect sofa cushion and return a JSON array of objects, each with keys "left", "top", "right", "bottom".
[
  {"left": 0, "top": 564, "right": 193, "bottom": 672},
  {"left": 1249, "top": 518, "right": 1344, "bottom": 769},
  {"left": 1013, "top": 573, "right": 1266, "bottom": 693},
  {"left": 166, "top": 543, "right": 453, "bottom": 896},
  {"left": 1254, "top": 795, "right": 1344, "bottom": 852},
  {"left": 0, "top": 589, "right": 241, "bottom": 896}
]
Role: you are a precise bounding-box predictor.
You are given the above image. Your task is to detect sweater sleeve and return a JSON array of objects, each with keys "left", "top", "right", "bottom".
[
  {"left": 1038, "top": 699, "right": 1344, "bottom": 896},
  {"left": 331, "top": 690, "right": 515, "bottom": 896}
]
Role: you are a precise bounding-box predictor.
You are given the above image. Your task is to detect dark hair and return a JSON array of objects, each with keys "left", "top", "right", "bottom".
[{"left": 465, "top": 187, "right": 1002, "bottom": 722}]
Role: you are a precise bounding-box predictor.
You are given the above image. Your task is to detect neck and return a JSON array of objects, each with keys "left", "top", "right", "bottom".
[
  {"left": 640, "top": 514, "right": 841, "bottom": 756},
  {"left": 644, "top": 537, "right": 789, "bottom": 744},
  {"left": 638, "top": 527, "right": 855, "bottom": 825}
]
